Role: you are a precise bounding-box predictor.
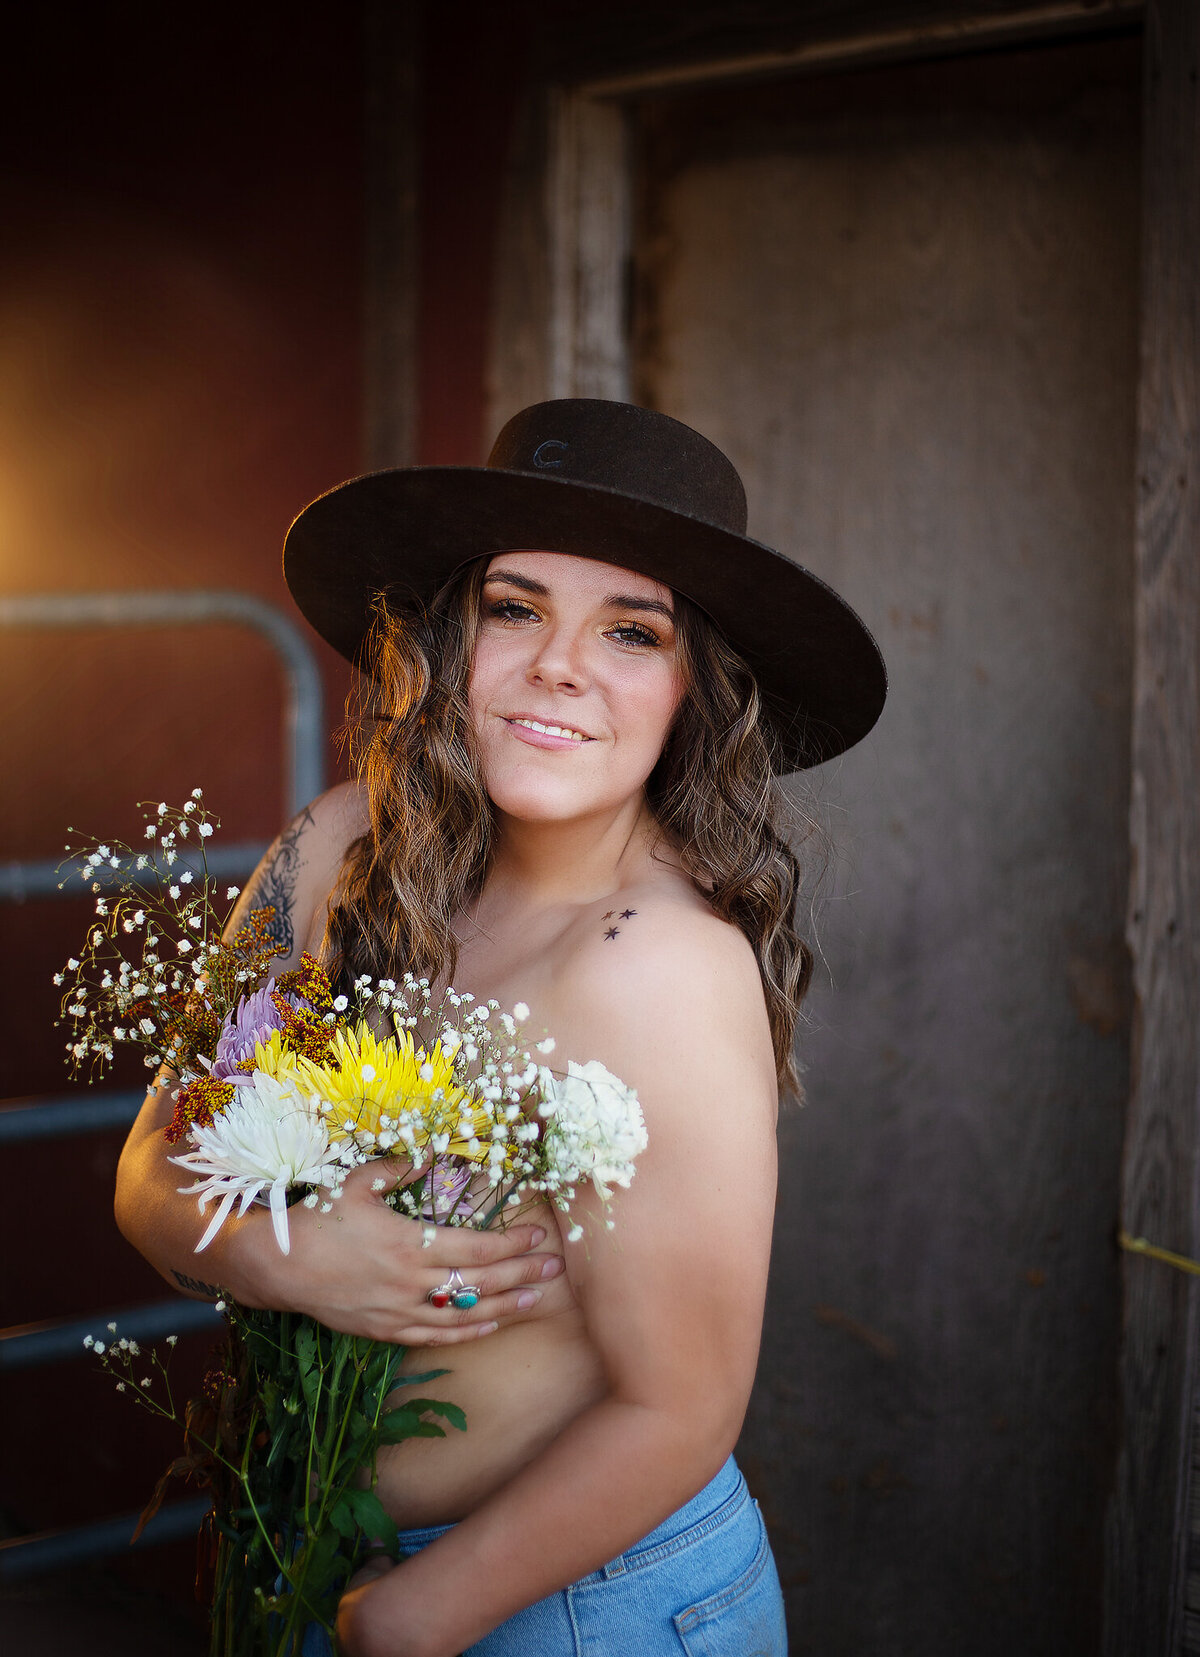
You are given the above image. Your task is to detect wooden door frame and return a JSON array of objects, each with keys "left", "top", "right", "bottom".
[
  {"left": 377, "top": 0, "right": 1199, "bottom": 1645},
  {"left": 488, "top": 0, "right": 1146, "bottom": 420}
]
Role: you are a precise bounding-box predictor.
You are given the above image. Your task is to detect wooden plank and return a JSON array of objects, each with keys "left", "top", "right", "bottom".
[
  {"left": 582, "top": 0, "right": 1143, "bottom": 95},
  {"left": 1104, "top": 1, "right": 1200, "bottom": 1651},
  {"left": 1187, "top": 1394, "right": 1200, "bottom": 1653},
  {"left": 487, "top": 89, "right": 631, "bottom": 435},
  {"left": 487, "top": 91, "right": 554, "bottom": 432},
  {"left": 542, "top": 0, "right": 1144, "bottom": 89},
  {"left": 364, "top": 0, "right": 419, "bottom": 468},
  {"left": 545, "top": 90, "right": 633, "bottom": 402}
]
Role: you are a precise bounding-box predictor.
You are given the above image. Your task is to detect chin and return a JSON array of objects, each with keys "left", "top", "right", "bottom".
[
  {"left": 487, "top": 779, "right": 607, "bottom": 823},
  {"left": 483, "top": 759, "right": 648, "bottom": 826}
]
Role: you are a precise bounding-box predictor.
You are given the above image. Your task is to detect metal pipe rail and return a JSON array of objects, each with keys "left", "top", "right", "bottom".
[
  {"left": 0, "top": 587, "right": 326, "bottom": 1578},
  {"left": 0, "top": 587, "right": 325, "bottom": 902},
  {"left": 0, "top": 1498, "right": 213, "bottom": 1580},
  {"left": 0, "top": 1298, "right": 224, "bottom": 1372},
  {"left": 3, "top": 839, "right": 268, "bottom": 905},
  {"left": 0, "top": 1089, "right": 144, "bottom": 1145}
]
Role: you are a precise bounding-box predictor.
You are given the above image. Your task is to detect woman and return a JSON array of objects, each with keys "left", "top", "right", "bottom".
[{"left": 116, "top": 398, "right": 886, "bottom": 1656}]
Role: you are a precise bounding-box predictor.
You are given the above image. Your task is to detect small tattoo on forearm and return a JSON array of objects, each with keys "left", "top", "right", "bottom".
[{"left": 173, "top": 1269, "right": 223, "bottom": 1299}]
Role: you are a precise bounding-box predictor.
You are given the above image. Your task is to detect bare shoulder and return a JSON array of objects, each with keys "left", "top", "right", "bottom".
[
  {"left": 569, "top": 880, "right": 762, "bottom": 1009},
  {"left": 225, "top": 780, "right": 369, "bottom": 967},
  {"left": 300, "top": 778, "right": 371, "bottom": 860},
  {"left": 545, "top": 881, "right": 777, "bottom": 1118}
]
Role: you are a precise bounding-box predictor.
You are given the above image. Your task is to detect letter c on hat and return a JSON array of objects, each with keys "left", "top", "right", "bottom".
[{"left": 532, "top": 440, "right": 568, "bottom": 468}]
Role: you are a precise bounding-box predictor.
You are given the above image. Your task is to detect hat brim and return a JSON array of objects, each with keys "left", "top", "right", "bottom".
[{"left": 283, "top": 466, "right": 887, "bottom": 771}]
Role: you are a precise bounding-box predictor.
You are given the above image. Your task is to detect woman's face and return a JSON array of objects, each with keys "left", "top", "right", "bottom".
[{"left": 468, "top": 551, "right": 685, "bottom": 826}]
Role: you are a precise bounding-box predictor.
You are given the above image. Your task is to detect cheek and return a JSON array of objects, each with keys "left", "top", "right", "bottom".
[
  {"left": 467, "top": 637, "right": 503, "bottom": 726},
  {"left": 622, "top": 668, "right": 686, "bottom": 767}
]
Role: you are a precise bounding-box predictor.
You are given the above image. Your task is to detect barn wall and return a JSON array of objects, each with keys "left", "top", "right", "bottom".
[
  {"left": 0, "top": 0, "right": 364, "bottom": 1607},
  {"left": 630, "top": 39, "right": 1139, "bottom": 1652},
  {"left": 483, "top": 7, "right": 1150, "bottom": 1652}
]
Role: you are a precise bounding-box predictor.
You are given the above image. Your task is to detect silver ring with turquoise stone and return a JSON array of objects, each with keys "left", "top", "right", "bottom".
[
  {"left": 427, "top": 1268, "right": 481, "bottom": 1311},
  {"left": 449, "top": 1267, "right": 481, "bottom": 1310}
]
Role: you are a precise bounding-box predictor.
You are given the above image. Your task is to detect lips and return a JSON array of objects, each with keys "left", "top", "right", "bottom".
[{"left": 503, "top": 715, "right": 593, "bottom": 745}]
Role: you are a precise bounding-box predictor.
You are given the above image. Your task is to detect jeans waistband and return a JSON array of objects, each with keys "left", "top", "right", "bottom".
[{"left": 393, "top": 1454, "right": 744, "bottom": 1566}]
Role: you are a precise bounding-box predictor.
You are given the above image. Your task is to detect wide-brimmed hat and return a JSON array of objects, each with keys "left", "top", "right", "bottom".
[{"left": 283, "top": 398, "right": 886, "bottom": 771}]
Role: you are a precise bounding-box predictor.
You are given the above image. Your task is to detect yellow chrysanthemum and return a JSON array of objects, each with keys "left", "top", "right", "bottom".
[
  {"left": 242, "top": 1030, "right": 304, "bottom": 1083},
  {"left": 294, "top": 1023, "right": 493, "bottom": 1158}
]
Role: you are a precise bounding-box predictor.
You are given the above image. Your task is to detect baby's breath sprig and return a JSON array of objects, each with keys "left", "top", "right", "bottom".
[
  {"left": 83, "top": 1321, "right": 180, "bottom": 1421},
  {"left": 54, "top": 792, "right": 274, "bottom": 1090}
]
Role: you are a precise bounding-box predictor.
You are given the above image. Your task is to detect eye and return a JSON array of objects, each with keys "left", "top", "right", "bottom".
[
  {"left": 486, "top": 598, "right": 540, "bottom": 625},
  {"left": 606, "top": 621, "right": 663, "bottom": 649}
]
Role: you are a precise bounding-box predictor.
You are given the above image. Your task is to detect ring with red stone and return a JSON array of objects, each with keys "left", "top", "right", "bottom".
[{"left": 427, "top": 1268, "right": 481, "bottom": 1311}]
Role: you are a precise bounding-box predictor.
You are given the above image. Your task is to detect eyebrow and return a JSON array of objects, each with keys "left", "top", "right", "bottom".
[{"left": 484, "top": 568, "right": 676, "bottom": 622}]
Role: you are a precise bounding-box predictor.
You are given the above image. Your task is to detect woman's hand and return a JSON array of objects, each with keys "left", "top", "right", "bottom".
[
  {"left": 337, "top": 1557, "right": 443, "bottom": 1657},
  {"left": 225, "top": 1162, "right": 569, "bottom": 1345}
]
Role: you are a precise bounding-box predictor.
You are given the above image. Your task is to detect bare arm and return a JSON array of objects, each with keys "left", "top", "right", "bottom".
[
  {"left": 114, "top": 784, "right": 564, "bottom": 1341},
  {"left": 337, "top": 910, "right": 779, "bottom": 1657}
]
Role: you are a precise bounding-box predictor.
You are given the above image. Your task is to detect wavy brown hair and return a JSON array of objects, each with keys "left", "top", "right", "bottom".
[{"left": 325, "top": 561, "right": 814, "bottom": 1096}]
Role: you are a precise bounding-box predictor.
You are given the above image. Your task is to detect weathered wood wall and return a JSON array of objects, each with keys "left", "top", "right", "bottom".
[
  {"left": 629, "top": 38, "right": 1139, "bottom": 1653},
  {"left": 1105, "top": 1, "right": 1200, "bottom": 1651}
]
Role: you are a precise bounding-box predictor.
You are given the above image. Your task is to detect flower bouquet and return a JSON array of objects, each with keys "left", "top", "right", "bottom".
[{"left": 59, "top": 796, "right": 647, "bottom": 1657}]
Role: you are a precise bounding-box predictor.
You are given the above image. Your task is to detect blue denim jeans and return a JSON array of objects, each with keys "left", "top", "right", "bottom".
[{"left": 304, "top": 1455, "right": 786, "bottom": 1655}]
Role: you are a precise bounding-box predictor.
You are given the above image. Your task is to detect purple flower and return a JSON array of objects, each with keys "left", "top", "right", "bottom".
[
  {"left": 421, "top": 1160, "right": 476, "bottom": 1221},
  {"left": 210, "top": 985, "right": 295, "bottom": 1083}
]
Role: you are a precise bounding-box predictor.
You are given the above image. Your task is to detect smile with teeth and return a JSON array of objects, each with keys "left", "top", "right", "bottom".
[{"left": 507, "top": 717, "right": 591, "bottom": 742}]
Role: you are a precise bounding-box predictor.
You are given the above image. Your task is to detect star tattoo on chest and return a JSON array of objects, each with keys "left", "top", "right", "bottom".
[
  {"left": 601, "top": 908, "right": 638, "bottom": 940},
  {"left": 604, "top": 926, "right": 620, "bottom": 940}
]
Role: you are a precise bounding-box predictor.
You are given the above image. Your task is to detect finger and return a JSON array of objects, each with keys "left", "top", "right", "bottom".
[
  {"left": 405, "top": 1276, "right": 554, "bottom": 1338},
  {"left": 465, "top": 1285, "right": 552, "bottom": 1322},
  {"left": 409, "top": 1252, "right": 561, "bottom": 1322},
  {"left": 393, "top": 1318, "right": 500, "bottom": 1347},
  {"left": 430, "top": 1251, "right": 563, "bottom": 1299},
  {"left": 431, "top": 1223, "right": 551, "bottom": 1267},
  {"left": 346, "top": 1555, "right": 395, "bottom": 1592}
]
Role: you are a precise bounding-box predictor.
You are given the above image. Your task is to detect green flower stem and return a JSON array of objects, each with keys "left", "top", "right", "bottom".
[
  {"left": 1118, "top": 1229, "right": 1200, "bottom": 1276},
  {"left": 107, "top": 1304, "right": 454, "bottom": 1655},
  {"left": 238, "top": 1407, "right": 287, "bottom": 1585}
]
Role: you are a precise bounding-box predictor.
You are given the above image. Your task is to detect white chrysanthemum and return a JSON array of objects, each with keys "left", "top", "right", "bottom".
[
  {"left": 170, "top": 1070, "right": 338, "bottom": 1255},
  {"left": 542, "top": 1060, "right": 647, "bottom": 1200}
]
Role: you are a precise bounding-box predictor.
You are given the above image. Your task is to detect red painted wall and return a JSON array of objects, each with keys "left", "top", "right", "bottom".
[
  {"left": 415, "top": 1, "right": 531, "bottom": 464},
  {"left": 1, "top": 0, "right": 542, "bottom": 1624},
  {"left": 0, "top": 1, "right": 363, "bottom": 1620}
]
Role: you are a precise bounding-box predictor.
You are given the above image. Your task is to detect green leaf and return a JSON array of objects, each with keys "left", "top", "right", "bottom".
[
  {"left": 326, "top": 1496, "right": 359, "bottom": 1541},
  {"left": 289, "top": 1523, "right": 341, "bottom": 1594},
  {"left": 294, "top": 1322, "right": 317, "bottom": 1375},
  {"left": 390, "top": 1367, "right": 449, "bottom": 1387},
  {"left": 342, "top": 1488, "right": 399, "bottom": 1554},
  {"left": 404, "top": 1397, "right": 468, "bottom": 1433},
  {"left": 378, "top": 1407, "right": 446, "bottom": 1444}
]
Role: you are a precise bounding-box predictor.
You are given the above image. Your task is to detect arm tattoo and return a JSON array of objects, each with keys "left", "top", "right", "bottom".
[
  {"left": 246, "top": 806, "right": 315, "bottom": 956},
  {"left": 172, "top": 1269, "right": 223, "bottom": 1299}
]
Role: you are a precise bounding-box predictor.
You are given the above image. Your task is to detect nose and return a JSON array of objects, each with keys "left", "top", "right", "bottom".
[{"left": 526, "top": 622, "right": 588, "bottom": 694}]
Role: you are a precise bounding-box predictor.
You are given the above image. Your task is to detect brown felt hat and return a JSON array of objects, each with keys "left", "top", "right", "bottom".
[{"left": 283, "top": 398, "right": 886, "bottom": 771}]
